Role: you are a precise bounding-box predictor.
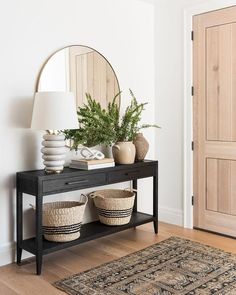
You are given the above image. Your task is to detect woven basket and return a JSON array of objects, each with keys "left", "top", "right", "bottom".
[
  {"left": 90, "top": 189, "right": 135, "bottom": 226},
  {"left": 31, "top": 195, "right": 88, "bottom": 242}
]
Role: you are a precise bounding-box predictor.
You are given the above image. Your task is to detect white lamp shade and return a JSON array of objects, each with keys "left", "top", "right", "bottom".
[{"left": 31, "top": 91, "right": 79, "bottom": 130}]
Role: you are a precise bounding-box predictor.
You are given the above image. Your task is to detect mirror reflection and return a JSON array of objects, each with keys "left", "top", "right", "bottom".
[{"left": 37, "top": 45, "right": 120, "bottom": 108}]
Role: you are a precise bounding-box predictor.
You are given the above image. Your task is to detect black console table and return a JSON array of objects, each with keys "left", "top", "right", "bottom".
[{"left": 16, "top": 160, "right": 158, "bottom": 275}]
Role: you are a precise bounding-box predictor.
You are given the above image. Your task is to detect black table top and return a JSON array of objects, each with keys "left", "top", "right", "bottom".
[{"left": 17, "top": 160, "right": 158, "bottom": 180}]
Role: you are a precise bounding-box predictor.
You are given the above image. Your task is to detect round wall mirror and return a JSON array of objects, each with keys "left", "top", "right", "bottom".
[{"left": 36, "top": 45, "right": 120, "bottom": 108}]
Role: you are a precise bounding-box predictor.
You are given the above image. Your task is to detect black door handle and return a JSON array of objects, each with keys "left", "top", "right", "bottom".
[
  {"left": 125, "top": 170, "right": 140, "bottom": 176},
  {"left": 65, "top": 179, "right": 89, "bottom": 185}
]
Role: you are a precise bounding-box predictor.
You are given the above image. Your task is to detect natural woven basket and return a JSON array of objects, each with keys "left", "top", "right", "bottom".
[
  {"left": 31, "top": 195, "right": 88, "bottom": 242},
  {"left": 90, "top": 189, "right": 135, "bottom": 226}
]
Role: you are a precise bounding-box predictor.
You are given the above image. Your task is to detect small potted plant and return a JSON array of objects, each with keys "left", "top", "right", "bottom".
[{"left": 112, "top": 90, "right": 159, "bottom": 164}]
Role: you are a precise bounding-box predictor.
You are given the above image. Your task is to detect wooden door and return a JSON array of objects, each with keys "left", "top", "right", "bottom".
[
  {"left": 69, "top": 47, "right": 119, "bottom": 108},
  {"left": 193, "top": 6, "right": 236, "bottom": 236}
]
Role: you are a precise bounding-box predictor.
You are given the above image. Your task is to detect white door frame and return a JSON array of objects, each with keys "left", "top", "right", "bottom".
[{"left": 183, "top": 0, "right": 236, "bottom": 228}]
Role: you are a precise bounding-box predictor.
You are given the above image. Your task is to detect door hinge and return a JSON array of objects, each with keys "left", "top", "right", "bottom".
[
  {"left": 192, "top": 195, "right": 194, "bottom": 206},
  {"left": 191, "top": 86, "right": 194, "bottom": 96},
  {"left": 191, "top": 141, "right": 194, "bottom": 151},
  {"left": 191, "top": 30, "right": 194, "bottom": 41}
]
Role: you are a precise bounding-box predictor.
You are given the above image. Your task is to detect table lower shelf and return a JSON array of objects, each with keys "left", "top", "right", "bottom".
[{"left": 20, "top": 212, "right": 155, "bottom": 256}]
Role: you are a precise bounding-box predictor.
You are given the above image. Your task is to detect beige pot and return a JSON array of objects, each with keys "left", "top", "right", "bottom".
[
  {"left": 112, "top": 141, "right": 135, "bottom": 164},
  {"left": 133, "top": 133, "right": 149, "bottom": 161}
]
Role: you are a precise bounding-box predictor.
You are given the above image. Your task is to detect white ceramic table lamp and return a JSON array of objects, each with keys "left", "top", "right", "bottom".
[{"left": 31, "top": 91, "right": 79, "bottom": 173}]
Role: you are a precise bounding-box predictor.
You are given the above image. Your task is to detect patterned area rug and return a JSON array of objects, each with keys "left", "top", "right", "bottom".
[{"left": 54, "top": 236, "right": 236, "bottom": 294}]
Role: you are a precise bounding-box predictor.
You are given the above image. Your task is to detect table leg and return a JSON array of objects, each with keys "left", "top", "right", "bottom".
[
  {"left": 133, "top": 179, "right": 137, "bottom": 212},
  {"left": 16, "top": 190, "right": 23, "bottom": 264},
  {"left": 153, "top": 165, "right": 158, "bottom": 234},
  {"left": 36, "top": 195, "right": 43, "bottom": 275},
  {"left": 132, "top": 179, "right": 137, "bottom": 230}
]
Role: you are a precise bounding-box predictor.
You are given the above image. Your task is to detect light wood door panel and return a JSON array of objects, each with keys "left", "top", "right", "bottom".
[
  {"left": 69, "top": 48, "right": 119, "bottom": 108},
  {"left": 206, "top": 23, "right": 236, "bottom": 141},
  {"left": 206, "top": 158, "right": 218, "bottom": 212},
  {"left": 75, "top": 53, "right": 88, "bottom": 106},
  {"left": 206, "top": 26, "right": 219, "bottom": 141},
  {"left": 206, "top": 158, "right": 236, "bottom": 215},
  {"left": 218, "top": 159, "right": 231, "bottom": 214},
  {"left": 193, "top": 6, "right": 236, "bottom": 236}
]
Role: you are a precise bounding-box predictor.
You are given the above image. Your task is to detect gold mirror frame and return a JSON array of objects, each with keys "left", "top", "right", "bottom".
[{"left": 36, "top": 45, "right": 120, "bottom": 108}]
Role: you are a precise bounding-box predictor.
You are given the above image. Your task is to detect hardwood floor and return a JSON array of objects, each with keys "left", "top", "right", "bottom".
[{"left": 1, "top": 222, "right": 236, "bottom": 294}]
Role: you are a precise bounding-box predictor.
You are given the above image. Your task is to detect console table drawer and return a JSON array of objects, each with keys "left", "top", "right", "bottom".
[
  {"left": 108, "top": 165, "right": 156, "bottom": 183},
  {"left": 42, "top": 173, "right": 106, "bottom": 193}
]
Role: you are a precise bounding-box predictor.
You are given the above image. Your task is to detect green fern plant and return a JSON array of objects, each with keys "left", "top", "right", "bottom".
[
  {"left": 63, "top": 90, "right": 160, "bottom": 150},
  {"left": 64, "top": 92, "right": 120, "bottom": 149},
  {"left": 115, "top": 90, "right": 160, "bottom": 141}
]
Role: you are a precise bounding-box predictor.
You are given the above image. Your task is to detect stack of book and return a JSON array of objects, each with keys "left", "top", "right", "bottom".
[{"left": 69, "top": 158, "right": 115, "bottom": 170}]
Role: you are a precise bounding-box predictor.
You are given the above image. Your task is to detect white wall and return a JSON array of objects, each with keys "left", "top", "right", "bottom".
[
  {"left": 0, "top": 0, "right": 155, "bottom": 266},
  {"left": 38, "top": 48, "right": 69, "bottom": 91},
  {"left": 153, "top": 0, "right": 209, "bottom": 226}
]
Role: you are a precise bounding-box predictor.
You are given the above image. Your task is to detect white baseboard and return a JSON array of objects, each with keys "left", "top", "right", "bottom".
[
  {"left": 0, "top": 242, "right": 33, "bottom": 267},
  {"left": 158, "top": 206, "right": 183, "bottom": 226},
  {"left": 0, "top": 242, "right": 15, "bottom": 266}
]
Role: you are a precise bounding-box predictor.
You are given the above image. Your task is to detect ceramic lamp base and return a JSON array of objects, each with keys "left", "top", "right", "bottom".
[{"left": 41, "top": 134, "right": 67, "bottom": 174}]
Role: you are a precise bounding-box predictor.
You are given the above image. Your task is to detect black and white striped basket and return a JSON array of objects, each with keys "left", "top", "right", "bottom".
[
  {"left": 89, "top": 189, "right": 135, "bottom": 226},
  {"left": 31, "top": 195, "right": 88, "bottom": 242}
]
